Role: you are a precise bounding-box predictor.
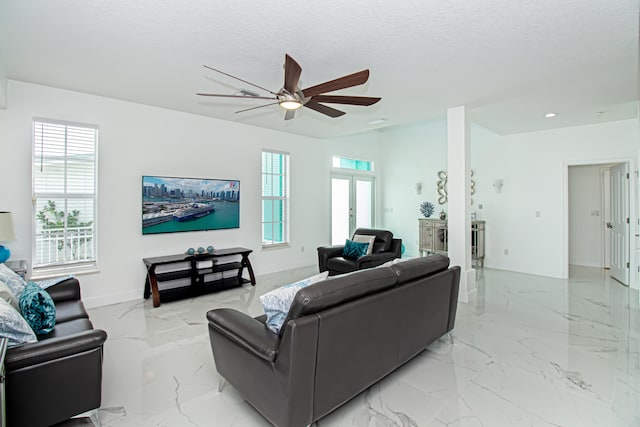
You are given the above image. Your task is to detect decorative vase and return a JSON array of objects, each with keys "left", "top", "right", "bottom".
[
  {"left": 439, "top": 210, "right": 447, "bottom": 220},
  {"left": 207, "top": 245, "right": 214, "bottom": 253},
  {"left": 197, "top": 247, "right": 205, "bottom": 254},
  {"left": 186, "top": 248, "right": 195, "bottom": 255}
]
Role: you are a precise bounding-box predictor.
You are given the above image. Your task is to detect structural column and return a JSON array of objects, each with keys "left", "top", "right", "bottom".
[{"left": 447, "top": 105, "right": 475, "bottom": 302}]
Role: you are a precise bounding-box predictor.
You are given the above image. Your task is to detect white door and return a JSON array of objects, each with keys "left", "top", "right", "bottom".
[
  {"left": 330, "top": 174, "right": 374, "bottom": 244},
  {"left": 602, "top": 168, "right": 611, "bottom": 268},
  {"left": 610, "top": 163, "right": 629, "bottom": 285}
]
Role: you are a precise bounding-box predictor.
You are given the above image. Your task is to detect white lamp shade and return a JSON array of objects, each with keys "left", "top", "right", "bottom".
[{"left": 0, "top": 212, "right": 16, "bottom": 241}]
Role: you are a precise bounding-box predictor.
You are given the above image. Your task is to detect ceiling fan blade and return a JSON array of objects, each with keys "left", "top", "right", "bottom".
[
  {"left": 304, "top": 99, "right": 345, "bottom": 118},
  {"left": 284, "top": 109, "right": 296, "bottom": 121},
  {"left": 284, "top": 54, "right": 302, "bottom": 94},
  {"left": 302, "top": 70, "right": 370, "bottom": 97},
  {"left": 196, "top": 93, "right": 277, "bottom": 101},
  {"left": 311, "top": 95, "right": 381, "bottom": 106},
  {"left": 235, "top": 102, "right": 279, "bottom": 114},
  {"left": 203, "top": 65, "right": 277, "bottom": 95}
]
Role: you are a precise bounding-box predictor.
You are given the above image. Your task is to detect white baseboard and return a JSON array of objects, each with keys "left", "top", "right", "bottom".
[{"left": 569, "top": 261, "right": 602, "bottom": 268}]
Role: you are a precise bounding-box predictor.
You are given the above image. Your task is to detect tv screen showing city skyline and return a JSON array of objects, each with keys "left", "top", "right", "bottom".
[{"left": 142, "top": 175, "right": 240, "bottom": 235}]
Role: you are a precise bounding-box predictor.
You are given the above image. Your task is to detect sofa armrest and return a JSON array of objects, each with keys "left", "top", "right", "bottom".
[
  {"left": 207, "top": 308, "right": 279, "bottom": 362},
  {"left": 5, "top": 329, "right": 107, "bottom": 371},
  {"left": 317, "top": 245, "right": 345, "bottom": 272},
  {"left": 45, "top": 278, "right": 81, "bottom": 302}
]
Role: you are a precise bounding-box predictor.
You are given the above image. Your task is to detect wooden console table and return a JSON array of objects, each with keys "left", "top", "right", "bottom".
[{"left": 143, "top": 247, "right": 256, "bottom": 307}]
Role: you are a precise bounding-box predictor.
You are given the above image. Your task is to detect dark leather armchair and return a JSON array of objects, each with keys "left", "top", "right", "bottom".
[
  {"left": 5, "top": 278, "right": 107, "bottom": 427},
  {"left": 317, "top": 228, "right": 402, "bottom": 276}
]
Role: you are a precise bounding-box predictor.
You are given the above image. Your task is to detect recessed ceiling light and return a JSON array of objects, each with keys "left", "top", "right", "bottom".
[
  {"left": 367, "top": 118, "right": 387, "bottom": 125},
  {"left": 594, "top": 111, "right": 606, "bottom": 116},
  {"left": 544, "top": 113, "right": 557, "bottom": 118}
]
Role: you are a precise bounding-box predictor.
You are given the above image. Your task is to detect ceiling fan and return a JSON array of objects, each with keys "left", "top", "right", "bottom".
[{"left": 197, "top": 54, "right": 381, "bottom": 120}]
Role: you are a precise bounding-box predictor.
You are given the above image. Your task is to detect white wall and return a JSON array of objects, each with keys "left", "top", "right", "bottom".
[
  {"left": 473, "top": 119, "right": 638, "bottom": 280},
  {"left": 368, "top": 120, "right": 448, "bottom": 257},
  {"left": 568, "top": 165, "right": 606, "bottom": 267},
  {"left": 0, "top": 80, "right": 382, "bottom": 307},
  {"left": 351, "top": 117, "right": 638, "bottom": 281}
]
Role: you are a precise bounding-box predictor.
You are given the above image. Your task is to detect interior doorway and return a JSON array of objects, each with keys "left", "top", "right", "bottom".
[
  {"left": 330, "top": 174, "right": 374, "bottom": 244},
  {"left": 567, "top": 161, "right": 630, "bottom": 286}
]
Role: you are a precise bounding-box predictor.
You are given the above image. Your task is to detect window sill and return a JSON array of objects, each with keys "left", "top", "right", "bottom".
[
  {"left": 261, "top": 243, "right": 291, "bottom": 251},
  {"left": 31, "top": 263, "right": 99, "bottom": 280}
]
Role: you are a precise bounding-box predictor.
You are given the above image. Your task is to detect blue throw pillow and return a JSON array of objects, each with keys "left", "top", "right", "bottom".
[
  {"left": 259, "top": 271, "right": 329, "bottom": 334},
  {"left": 19, "top": 282, "right": 56, "bottom": 335},
  {"left": 342, "top": 239, "right": 369, "bottom": 259},
  {"left": 0, "top": 298, "right": 37, "bottom": 347}
]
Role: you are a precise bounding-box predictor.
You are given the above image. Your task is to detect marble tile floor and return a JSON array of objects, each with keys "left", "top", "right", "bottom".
[{"left": 67, "top": 265, "right": 639, "bottom": 427}]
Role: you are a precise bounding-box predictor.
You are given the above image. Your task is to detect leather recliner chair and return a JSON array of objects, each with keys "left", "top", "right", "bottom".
[{"left": 317, "top": 228, "right": 402, "bottom": 276}]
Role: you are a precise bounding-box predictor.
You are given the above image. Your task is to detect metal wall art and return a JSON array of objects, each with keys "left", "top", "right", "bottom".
[{"left": 436, "top": 170, "right": 475, "bottom": 205}]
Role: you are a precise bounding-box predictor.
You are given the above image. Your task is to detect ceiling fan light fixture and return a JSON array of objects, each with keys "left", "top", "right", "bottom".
[{"left": 279, "top": 99, "right": 303, "bottom": 110}]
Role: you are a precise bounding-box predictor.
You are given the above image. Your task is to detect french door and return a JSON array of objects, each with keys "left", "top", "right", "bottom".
[
  {"left": 610, "top": 163, "right": 629, "bottom": 285},
  {"left": 331, "top": 174, "right": 374, "bottom": 245}
]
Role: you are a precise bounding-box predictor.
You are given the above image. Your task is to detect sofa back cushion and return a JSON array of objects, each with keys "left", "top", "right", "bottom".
[
  {"left": 281, "top": 267, "right": 397, "bottom": 336},
  {"left": 388, "top": 255, "right": 450, "bottom": 285},
  {"left": 352, "top": 228, "right": 393, "bottom": 253}
]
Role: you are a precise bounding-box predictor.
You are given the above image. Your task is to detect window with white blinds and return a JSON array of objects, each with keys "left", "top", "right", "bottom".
[
  {"left": 32, "top": 119, "right": 98, "bottom": 274},
  {"left": 262, "top": 150, "right": 289, "bottom": 247}
]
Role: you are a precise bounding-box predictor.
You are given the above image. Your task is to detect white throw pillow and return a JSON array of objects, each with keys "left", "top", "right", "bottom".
[
  {"left": 352, "top": 234, "right": 375, "bottom": 255},
  {"left": 259, "top": 271, "right": 329, "bottom": 334},
  {"left": 0, "top": 297, "right": 37, "bottom": 347},
  {"left": 0, "top": 280, "right": 20, "bottom": 312},
  {"left": 0, "top": 263, "right": 27, "bottom": 299},
  {"left": 379, "top": 257, "right": 412, "bottom": 268}
]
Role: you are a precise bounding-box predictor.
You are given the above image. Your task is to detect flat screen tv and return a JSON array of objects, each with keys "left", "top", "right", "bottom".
[{"left": 142, "top": 175, "right": 240, "bottom": 235}]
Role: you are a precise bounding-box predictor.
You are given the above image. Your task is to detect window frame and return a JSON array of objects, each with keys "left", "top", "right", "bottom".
[
  {"left": 261, "top": 149, "right": 290, "bottom": 249},
  {"left": 31, "top": 118, "right": 99, "bottom": 278}
]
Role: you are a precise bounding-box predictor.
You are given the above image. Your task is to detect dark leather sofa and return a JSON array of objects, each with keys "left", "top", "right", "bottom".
[
  {"left": 5, "top": 278, "right": 107, "bottom": 427},
  {"left": 317, "top": 228, "right": 402, "bottom": 276},
  {"left": 207, "top": 255, "right": 460, "bottom": 427}
]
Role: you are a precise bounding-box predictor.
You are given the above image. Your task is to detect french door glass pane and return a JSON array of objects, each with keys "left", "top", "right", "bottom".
[
  {"left": 355, "top": 180, "right": 372, "bottom": 229},
  {"left": 331, "top": 178, "right": 350, "bottom": 245}
]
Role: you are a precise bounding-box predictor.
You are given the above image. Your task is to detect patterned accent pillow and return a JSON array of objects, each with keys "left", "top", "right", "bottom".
[
  {"left": 352, "top": 234, "right": 375, "bottom": 255},
  {"left": 0, "top": 297, "right": 37, "bottom": 347},
  {"left": 259, "top": 271, "right": 329, "bottom": 334},
  {"left": 0, "top": 263, "right": 27, "bottom": 299},
  {"left": 19, "top": 282, "right": 57, "bottom": 335},
  {"left": 342, "top": 239, "right": 369, "bottom": 259}
]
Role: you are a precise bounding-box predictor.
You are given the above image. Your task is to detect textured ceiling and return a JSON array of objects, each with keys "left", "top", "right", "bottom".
[{"left": 0, "top": 0, "right": 638, "bottom": 138}]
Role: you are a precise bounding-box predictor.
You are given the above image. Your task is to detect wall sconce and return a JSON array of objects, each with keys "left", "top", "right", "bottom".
[
  {"left": 414, "top": 182, "right": 422, "bottom": 195},
  {"left": 0, "top": 212, "right": 16, "bottom": 263},
  {"left": 493, "top": 179, "right": 504, "bottom": 194}
]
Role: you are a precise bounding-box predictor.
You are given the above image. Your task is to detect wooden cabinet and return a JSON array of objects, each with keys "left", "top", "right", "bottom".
[{"left": 419, "top": 219, "right": 485, "bottom": 267}]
